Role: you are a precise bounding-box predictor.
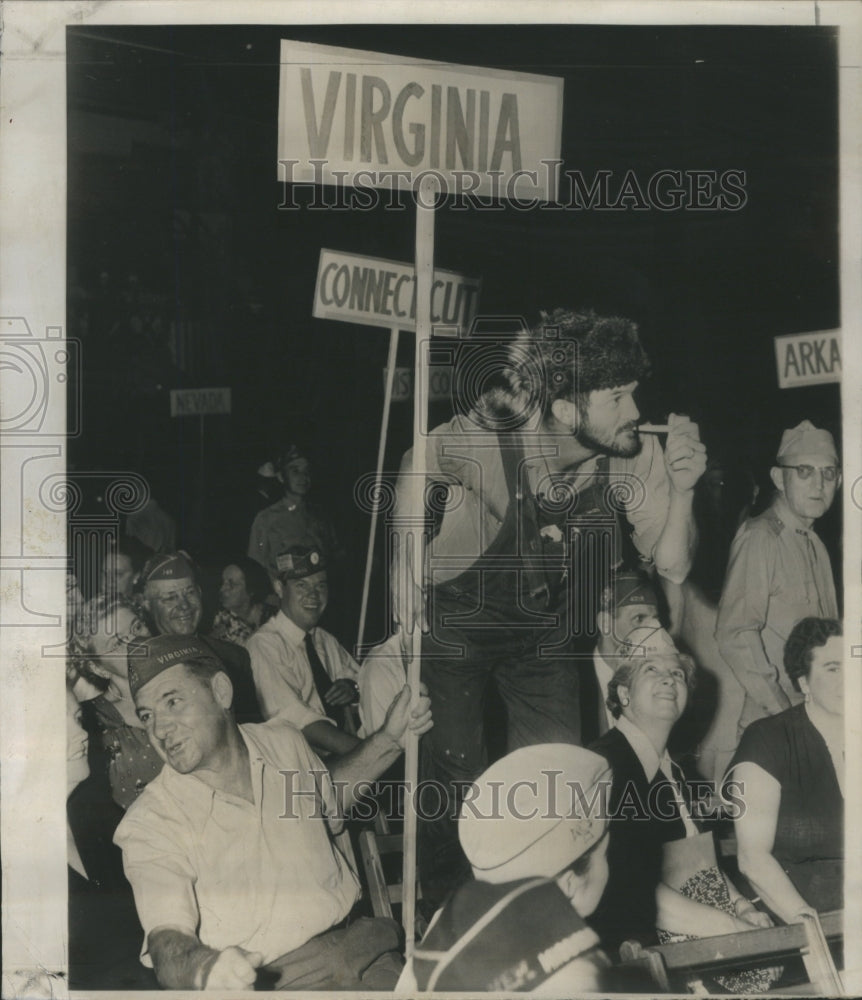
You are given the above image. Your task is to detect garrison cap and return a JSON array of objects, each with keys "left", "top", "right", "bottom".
[
  {"left": 776, "top": 421, "right": 838, "bottom": 464},
  {"left": 127, "top": 634, "right": 222, "bottom": 699},
  {"left": 602, "top": 570, "right": 658, "bottom": 613},
  {"left": 276, "top": 545, "right": 326, "bottom": 580},
  {"left": 139, "top": 551, "right": 196, "bottom": 587}
]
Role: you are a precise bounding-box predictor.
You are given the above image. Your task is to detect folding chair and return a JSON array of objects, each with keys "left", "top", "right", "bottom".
[
  {"left": 358, "top": 829, "right": 427, "bottom": 938},
  {"left": 619, "top": 910, "right": 842, "bottom": 995}
]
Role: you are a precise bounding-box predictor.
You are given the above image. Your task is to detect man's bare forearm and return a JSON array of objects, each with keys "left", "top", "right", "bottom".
[
  {"left": 302, "top": 720, "right": 360, "bottom": 756},
  {"left": 329, "top": 731, "right": 402, "bottom": 813},
  {"left": 148, "top": 927, "right": 219, "bottom": 990}
]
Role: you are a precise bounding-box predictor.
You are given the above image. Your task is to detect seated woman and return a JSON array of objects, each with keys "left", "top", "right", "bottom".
[
  {"left": 67, "top": 677, "right": 156, "bottom": 989},
  {"left": 210, "top": 555, "right": 275, "bottom": 646},
  {"left": 69, "top": 594, "right": 162, "bottom": 810},
  {"left": 726, "top": 617, "right": 843, "bottom": 921},
  {"left": 589, "top": 625, "right": 775, "bottom": 992}
]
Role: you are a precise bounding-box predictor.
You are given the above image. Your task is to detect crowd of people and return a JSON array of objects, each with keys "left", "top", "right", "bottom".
[{"left": 65, "top": 307, "right": 845, "bottom": 992}]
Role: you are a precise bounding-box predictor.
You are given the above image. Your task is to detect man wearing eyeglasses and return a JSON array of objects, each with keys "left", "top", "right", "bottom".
[{"left": 716, "top": 421, "right": 840, "bottom": 734}]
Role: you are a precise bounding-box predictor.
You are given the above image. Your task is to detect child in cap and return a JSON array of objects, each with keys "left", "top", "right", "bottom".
[{"left": 401, "top": 743, "right": 616, "bottom": 993}]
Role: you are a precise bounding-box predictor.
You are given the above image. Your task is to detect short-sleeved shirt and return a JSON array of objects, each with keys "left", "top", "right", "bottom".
[
  {"left": 715, "top": 495, "right": 837, "bottom": 726},
  {"left": 726, "top": 704, "right": 843, "bottom": 913},
  {"left": 114, "top": 719, "right": 360, "bottom": 965},
  {"left": 246, "top": 612, "right": 359, "bottom": 727},
  {"left": 396, "top": 416, "right": 677, "bottom": 586},
  {"left": 357, "top": 635, "right": 406, "bottom": 737}
]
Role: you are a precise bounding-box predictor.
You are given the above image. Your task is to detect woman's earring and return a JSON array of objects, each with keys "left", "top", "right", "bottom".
[{"left": 620, "top": 696, "right": 629, "bottom": 707}]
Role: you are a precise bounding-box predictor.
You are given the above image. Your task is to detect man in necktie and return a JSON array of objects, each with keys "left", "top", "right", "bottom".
[
  {"left": 247, "top": 545, "right": 362, "bottom": 756},
  {"left": 716, "top": 420, "right": 840, "bottom": 735}
]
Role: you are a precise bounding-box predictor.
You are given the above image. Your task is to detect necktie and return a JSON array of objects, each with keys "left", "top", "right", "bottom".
[
  {"left": 304, "top": 631, "right": 343, "bottom": 726},
  {"left": 658, "top": 757, "right": 699, "bottom": 836}
]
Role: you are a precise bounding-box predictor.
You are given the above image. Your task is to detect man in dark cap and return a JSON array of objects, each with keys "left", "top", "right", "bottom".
[
  {"left": 716, "top": 420, "right": 840, "bottom": 733},
  {"left": 139, "top": 552, "right": 262, "bottom": 724},
  {"left": 247, "top": 545, "right": 360, "bottom": 756},
  {"left": 247, "top": 445, "right": 338, "bottom": 579},
  {"left": 590, "top": 570, "right": 661, "bottom": 739},
  {"left": 115, "top": 634, "right": 432, "bottom": 991}
]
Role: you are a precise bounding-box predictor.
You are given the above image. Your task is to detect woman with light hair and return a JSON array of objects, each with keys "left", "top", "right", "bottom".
[
  {"left": 590, "top": 625, "right": 776, "bottom": 992},
  {"left": 69, "top": 594, "right": 161, "bottom": 810}
]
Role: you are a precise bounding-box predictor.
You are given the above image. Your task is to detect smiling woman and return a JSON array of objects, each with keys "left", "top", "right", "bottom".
[
  {"left": 588, "top": 626, "right": 778, "bottom": 992},
  {"left": 68, "top": 595, "right": 163, "bottom": 810}
]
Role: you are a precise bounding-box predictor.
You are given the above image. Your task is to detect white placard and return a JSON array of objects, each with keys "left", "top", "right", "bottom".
[
  {"left": 774, "top": 330, "right": 841, "bottom": 388},
  {"left": 169, "top": 387, "right": 232, "bottom": 416},
  {"left": 278, "top": 39, "right": 563, "bottom": 200},
  {"left": 313, "top": 248, "right": 480, "bottom": 332}
]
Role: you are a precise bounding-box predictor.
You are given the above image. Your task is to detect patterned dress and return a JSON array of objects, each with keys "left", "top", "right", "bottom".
[{"left": 83, "top": 696, "right": 163, "bottom": 810}]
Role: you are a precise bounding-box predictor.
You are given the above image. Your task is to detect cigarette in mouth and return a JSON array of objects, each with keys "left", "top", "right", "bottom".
[{"left": 638, "top": 423, "right": 670, "bottom": 434}]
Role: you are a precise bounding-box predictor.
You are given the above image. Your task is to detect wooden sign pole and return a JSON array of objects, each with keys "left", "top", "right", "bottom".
[
  {"left": 356, "top": 327, "right": 400, "bottom": 656},
  {"left": 402, "top": 173, "right": 439, "bottom": 958}
]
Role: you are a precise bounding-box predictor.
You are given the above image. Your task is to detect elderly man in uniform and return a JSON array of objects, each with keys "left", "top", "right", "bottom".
[
  {"left": 114, "top": 634, "right": 432, "bottom": 991},
  {"left": 139, "top": 552, "right": 262, "bottom": 724},
  {"left": 716, "top": 420, "right": 840, "bottom": 734},
  {"left": 247, "top": 545, "right": 361, "bottom": 757}
]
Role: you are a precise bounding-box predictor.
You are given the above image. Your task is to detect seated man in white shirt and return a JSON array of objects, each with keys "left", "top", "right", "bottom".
[
  {"left": 356, "top": 633, "right": 408, "bottom": 738},
  {"left": 247, "top": 545, "right": 361, "bottom": 756},
  {"left": 114, "top": 633, "right": 432, "bottom": 991},
  {"left": 592, "top": 571, "right": 660, "bottom": 737}
]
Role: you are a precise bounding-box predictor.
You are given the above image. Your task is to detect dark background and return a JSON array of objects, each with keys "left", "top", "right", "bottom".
[{"left": 66, "top": 24, "right": 842, "bottom": 644}]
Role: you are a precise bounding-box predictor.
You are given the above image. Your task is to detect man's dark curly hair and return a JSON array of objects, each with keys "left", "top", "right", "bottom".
[{"left": 783, "top": 617, "right": 842, "bottom": 692}]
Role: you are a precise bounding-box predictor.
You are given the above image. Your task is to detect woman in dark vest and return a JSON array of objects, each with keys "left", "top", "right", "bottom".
[{"left": 589, "top": 625, "right": 777, "bottom": 993}]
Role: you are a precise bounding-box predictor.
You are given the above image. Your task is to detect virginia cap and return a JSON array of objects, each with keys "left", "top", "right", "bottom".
[
  {"left": 459, "top": 743, "right": 611, "bottom": 884},
  {"left": 127, "top": 634, "right": 223, "bottom": 699}
]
